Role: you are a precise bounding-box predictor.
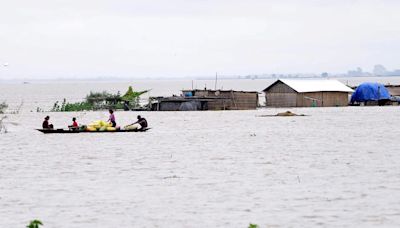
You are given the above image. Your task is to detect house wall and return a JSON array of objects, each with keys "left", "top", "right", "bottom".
[
  {"left": 266, "top": 93, "right": 297, "bottom": 107},
  {"left": 231, "top": 92, "right": 259, "bottom": 110},
  {"left": 387, "top": 86, "right": 400, "bottom": 96},
  {"left": 159, "top": 101, "right": 182, "bottom": 111},
  {"left": 183, "top": 90, "right": 259, "bottom": 110},
  {"left": 265, "top": 81, "right": 298, "bottom": 107},
  {"left": 297, "top": 92, "right": 349, "bottom": 107},
  {"left": 193, "top": 90, "right": 209, "bottom": 96},
  {"left": 322, "top": 92, "right": 349, "bottom": 106},
  {"left": 157, "top": 101, "right": 206, "bottom": 111},
  {"left": 207, "top": 99, "right": 232, "bottom": 110},
  {"left": 207, "top": 93, "right": 258, "bottom": 110}
]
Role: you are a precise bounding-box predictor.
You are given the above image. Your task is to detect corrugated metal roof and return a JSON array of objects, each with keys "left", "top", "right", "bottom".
[{"left": 264, "top": 79, "right": 354, "bottom": 93}]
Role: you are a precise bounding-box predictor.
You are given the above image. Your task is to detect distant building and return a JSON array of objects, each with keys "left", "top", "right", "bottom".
[
  {"left": 263, "top": 79, "right": 354, "bottom": 107},
  {"left": 151, "top": 89, "right": 259, "bottom": 111}
]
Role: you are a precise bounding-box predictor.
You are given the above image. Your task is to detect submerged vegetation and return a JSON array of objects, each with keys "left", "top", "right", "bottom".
[
  {"left": 0, "top": 102, "right": 8, "bottom": 133},
  {"left": 0, "top": 101, "right": 23, "bottom": 133},
  {"left": 0, "top": 116, "right": 7, "bottom": 133},
  {"left": 27, "top": 220, "right": 43, "bottom": 228},
  {"left": 51, "top": 86, "right": 149, "bottom": 112},
  {"left": 0, "top": 101, "right": 8, "bottom": 114},
  {"left": 51, "top": 98, "right": 94, "bottom": 112}
]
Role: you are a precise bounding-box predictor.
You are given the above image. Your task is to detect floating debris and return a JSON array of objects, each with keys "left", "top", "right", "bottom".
[
  {"left": 163, "top": 175, "right": 180, "bottom": 179},
  {"left": 257, "top": 111, "right": 308, "bottom": 117}
]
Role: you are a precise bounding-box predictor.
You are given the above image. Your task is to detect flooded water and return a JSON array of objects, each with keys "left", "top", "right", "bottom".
[{"left": 1, "top": 78, "right": 400, "bottom": 227}]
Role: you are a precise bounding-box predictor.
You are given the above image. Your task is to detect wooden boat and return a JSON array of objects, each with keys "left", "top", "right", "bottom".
[{"left": 37, "top": 128, "right": 150, "bottom": 134}]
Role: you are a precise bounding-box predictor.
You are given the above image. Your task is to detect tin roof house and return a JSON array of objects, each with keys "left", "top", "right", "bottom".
[{"left": 263, "top": 79, "right": 354, "bottom": 107}]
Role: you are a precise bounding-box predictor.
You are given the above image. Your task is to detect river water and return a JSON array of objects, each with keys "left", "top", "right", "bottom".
[{"left": 1, "top": 78, "right": 400, "bottom": 227}]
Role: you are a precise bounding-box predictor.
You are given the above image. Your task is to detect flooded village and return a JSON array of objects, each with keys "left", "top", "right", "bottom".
[{"left": 147, "top": 79, "right": 400, "bottom": 111}]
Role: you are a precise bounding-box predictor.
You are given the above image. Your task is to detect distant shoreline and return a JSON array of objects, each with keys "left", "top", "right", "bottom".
[{"left": 1, "top": 74, "right": 400, "bottom": 84}]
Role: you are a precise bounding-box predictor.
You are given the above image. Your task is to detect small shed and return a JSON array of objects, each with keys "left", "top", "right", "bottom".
[{"left": 263, "top": 79, "right": 354, "bottom": 107}]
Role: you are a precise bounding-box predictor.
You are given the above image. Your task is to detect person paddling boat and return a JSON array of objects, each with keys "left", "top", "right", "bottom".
[{"left": 124, "top": 115, "right": 148, "bottom": 130}]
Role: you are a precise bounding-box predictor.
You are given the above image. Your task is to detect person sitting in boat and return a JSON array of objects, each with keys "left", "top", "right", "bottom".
[
  {"left": 124, "top": 115, "right": 147, "bottom": 130},
  {"left": 108, "top": 109, "right": 116, "bottom": 127},
  {"left": 42, "top": 116, "right": 54, "bottom": 129},
  {"left": 68, "top": 117, "right": 79, "bottom": 130},
  {"left": 133, "top": 115, "right": 148, "bottom": 129}
]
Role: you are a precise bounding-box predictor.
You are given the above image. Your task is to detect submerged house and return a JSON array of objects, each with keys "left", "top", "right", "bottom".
[
  {"left": 150, "top": 89, "right": 259, "bottom": 111},
  {"left": 263, "top": 79, "right": 354, "bottom": 107}
]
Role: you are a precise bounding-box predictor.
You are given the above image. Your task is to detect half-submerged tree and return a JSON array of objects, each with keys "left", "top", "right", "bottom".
[
  {"left": 27, "top": 220, "right": 43, "bottom": 228},
  {"left": 85, "top": 91, "right": 121, "bottom": 109},
  {"left": 121, "top": 86, "right": 149, "bottom": 110}
]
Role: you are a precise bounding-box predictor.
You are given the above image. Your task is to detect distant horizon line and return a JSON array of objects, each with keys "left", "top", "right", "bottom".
[{"left": 1, "top": 74, "right": 400, "bottom": 82}]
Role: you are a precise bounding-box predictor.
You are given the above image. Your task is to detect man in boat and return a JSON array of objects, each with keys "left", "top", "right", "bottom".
[
  {"left": 108, "top": 109, "right": 116, "bottom": 127},
  {"left": 42, "top": 116, "right": 54, "bottom": 129},
  {"left": 133, "top": 115, "right": 148, "bottom": 129},
  {"left": 124, "top": 115, "right": 148, "bottom": 130},
  {"left": 68, "top": 117, "right": 79, "bottom": 130}
]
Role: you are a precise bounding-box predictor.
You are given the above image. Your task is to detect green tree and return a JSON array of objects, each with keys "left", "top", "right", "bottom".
[
  {"left": 121, "top": 86, "right": 149, "bottom": 108},
  {"left": 27, "top": 220, "right": 43, "bottom": 228}
]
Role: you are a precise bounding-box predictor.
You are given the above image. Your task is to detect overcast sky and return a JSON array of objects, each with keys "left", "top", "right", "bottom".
[{"left": 1, "top": 0, "right": 400, "bottom": 79}]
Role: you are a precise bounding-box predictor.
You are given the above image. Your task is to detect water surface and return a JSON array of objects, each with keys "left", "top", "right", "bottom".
[{"left": 0, "top": 79, "right": 400, "bottom": 227}]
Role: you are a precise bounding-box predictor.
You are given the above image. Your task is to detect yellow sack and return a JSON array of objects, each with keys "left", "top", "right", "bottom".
[
  {"left": 99, "top": 126, "right": 107, "bottom": 131},
  {"left": 86, "top": 126, "right": 97, "bottom": 132},
  {"left": 88, "top": 120, "right": 101, "bottom": 129},
  {"left": 99, "top": 120, "right": 108, "bottom": 127},
  {"left": 106, "top": 127, "right": 116, "bottom": 131},
  {"left": 124, "top": 123, "right": 140, "bottom": 130}
]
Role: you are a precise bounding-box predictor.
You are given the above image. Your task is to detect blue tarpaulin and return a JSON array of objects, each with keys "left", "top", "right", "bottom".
[{"left": 351, "top": 82, "right": 390, "bottom": 103}]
